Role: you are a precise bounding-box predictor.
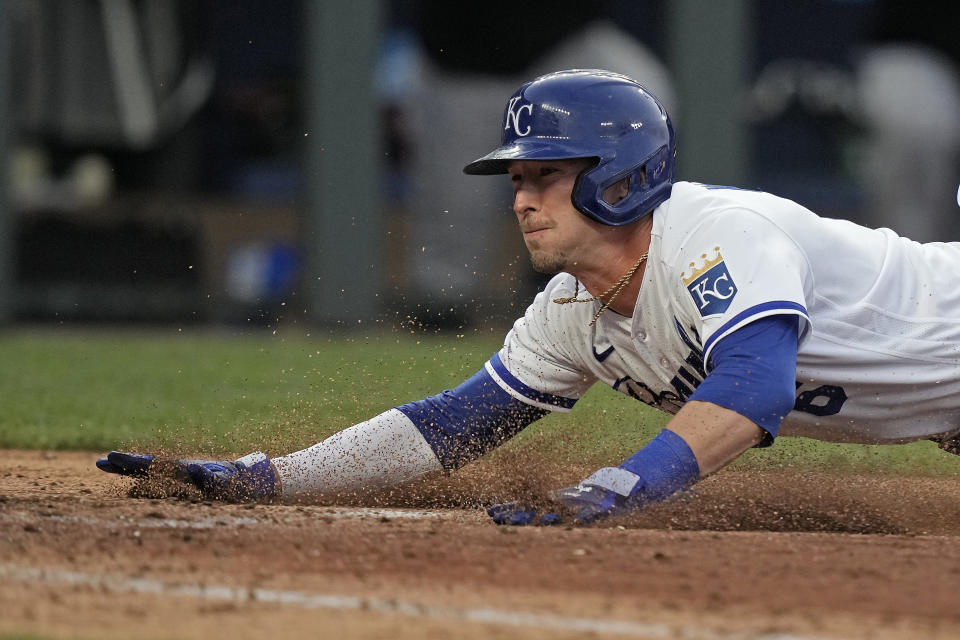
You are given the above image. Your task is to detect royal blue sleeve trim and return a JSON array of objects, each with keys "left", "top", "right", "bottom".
[
  {"left": 396, "top": 365, "right": 549, "bottom": 470},
  {"left": 702, "top": 300, "right": 807, "bottom": 366},
  {"left": 690, "top": 314, "right": 799, "bottom": 443},
  {"left": 489, "top": 353, "right": 578, "bottom": 410}
]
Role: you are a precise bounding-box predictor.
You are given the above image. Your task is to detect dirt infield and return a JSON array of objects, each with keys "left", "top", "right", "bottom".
[{"left": 3, "top": 450, "right": 960, "bottom": 639}]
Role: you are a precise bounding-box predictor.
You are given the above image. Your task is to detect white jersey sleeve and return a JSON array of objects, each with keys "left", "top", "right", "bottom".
[
  {"left": 271, "top": 408, "right": 443, "bottom": 499},
  {"left": 661, "top": 199, "right": 813, "bottom": 366},
  {"left": 653, "top": 182, "right": 960, "bottom": 444},
  {"left": 490, "top": 274, "right": 598, "bottom": 412}
]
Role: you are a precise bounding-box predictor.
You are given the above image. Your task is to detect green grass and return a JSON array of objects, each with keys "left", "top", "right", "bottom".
[
  {"left": 1, "top": 326, "right": 504, "bottom": 454},
  {"left": 2, "top": 326, "right": 957, "bottom": 475}
]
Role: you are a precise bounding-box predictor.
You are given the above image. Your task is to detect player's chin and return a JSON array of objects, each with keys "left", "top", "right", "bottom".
[{"left": 528, "top": 250, "right": 566, "bottom": 275}]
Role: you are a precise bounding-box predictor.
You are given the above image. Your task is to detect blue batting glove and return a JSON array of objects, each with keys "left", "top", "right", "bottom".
[
  {"left": 96, "top": 450, "right": 278, "bottom": 502},
  {"left": 96, "top": 451, "right": 156, "bottom": 476},
  {"left": 550, "top": 478, "right": 630, "bottom": 524},
  {"left": 486, "top": 471, "right": 639, "bottom": 527},
  {"left": 486, "top": 502, "right": 562, "bottom": 526},
  {"left": 485, "top": 477, "right": 627, "bottom": 526}
]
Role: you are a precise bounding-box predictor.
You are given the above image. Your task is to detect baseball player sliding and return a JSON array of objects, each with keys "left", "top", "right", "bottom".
[{"left": 98, "top": 70, "right": 960, "bottom": 525}]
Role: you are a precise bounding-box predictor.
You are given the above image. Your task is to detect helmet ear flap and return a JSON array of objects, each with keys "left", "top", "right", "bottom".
[
  {"left": 601, "top": 174, "right": 631, "bottom": 206},
  {"left": 573, "top": 150, "right": 672, "bottom": 226}
]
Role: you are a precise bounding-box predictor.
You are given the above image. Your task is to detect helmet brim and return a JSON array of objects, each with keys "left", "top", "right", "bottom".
[{"left": 463, "top": 141, "right": 595, "bottom": 175}]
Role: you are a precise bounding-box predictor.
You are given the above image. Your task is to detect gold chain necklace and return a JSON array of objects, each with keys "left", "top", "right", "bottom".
[{"left": 552, "top": 253, "right": 648, "bottom": 326}]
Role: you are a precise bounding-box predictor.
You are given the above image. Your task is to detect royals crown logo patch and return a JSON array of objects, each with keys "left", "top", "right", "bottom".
[{"left": 681, "top": 246, "right": 737, "bottom": 317}]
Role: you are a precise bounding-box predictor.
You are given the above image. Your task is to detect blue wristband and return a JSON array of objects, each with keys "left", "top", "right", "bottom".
[{"left": 618, "top": 428, "right": 700, "bottom": 502}]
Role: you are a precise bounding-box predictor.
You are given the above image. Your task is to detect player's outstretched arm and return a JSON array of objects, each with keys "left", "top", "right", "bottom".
[
  {"left": 488, "top": 402, "right": 764, "bottom": 525},
  {"left": 98, "top": 362, "right": 550, "bottom": 502},
  {"left": 96, "top": 411, "right": 437, "bottom": 504}
]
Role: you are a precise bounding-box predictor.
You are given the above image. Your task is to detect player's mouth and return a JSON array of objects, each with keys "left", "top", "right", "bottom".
[
  {"left": 522, "top": 225, "right": 551, "bottom": 237},
  {"left": 522, "top": 229, "right": 551, "bottom": 248}
]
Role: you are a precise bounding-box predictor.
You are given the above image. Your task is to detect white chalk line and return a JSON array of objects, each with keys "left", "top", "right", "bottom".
[
  {"left": 0, "top": 563, "right": 829, "bottom": 640},
  {"left": 323, "top": 507, "right": 445, "bottom": 520},
  {"left": 1, "top": 506, "right": 444, "bottom": 531}
]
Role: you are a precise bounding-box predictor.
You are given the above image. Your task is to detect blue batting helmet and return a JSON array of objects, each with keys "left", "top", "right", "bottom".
[{"left": 463, "top": 69, "right": 676, "bottom": 226}]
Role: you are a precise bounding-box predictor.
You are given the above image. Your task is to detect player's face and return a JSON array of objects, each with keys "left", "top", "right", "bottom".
[{"left": 508, "top": 158, "right": 599, "bottom": 274}]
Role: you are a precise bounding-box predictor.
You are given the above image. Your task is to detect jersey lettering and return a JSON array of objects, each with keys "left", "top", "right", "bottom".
[
  {"left": 676, "top": 365, "right": 700, "bottom": 386},
  {"left": 682, "top": 349, "right": 707, "bottom": 379},
  {"left": 794, "top": 383, "right": 848, "bottom": 416},
  {"left": 615, "top": 348, "right": 704, "bottom": 414},
  {"left": 614, "top": 375, "right": 685, "bottom": 414},
  {"left": 669, "top": 375, "right": 694, "bottom": 401}
]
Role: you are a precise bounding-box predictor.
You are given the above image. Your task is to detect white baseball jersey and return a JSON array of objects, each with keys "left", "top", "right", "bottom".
[{"left": 488, "top": 181, "right": 960, "bottom": 444}]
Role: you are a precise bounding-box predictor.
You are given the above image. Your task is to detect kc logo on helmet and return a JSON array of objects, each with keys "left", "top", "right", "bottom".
[
  {"left": 505, "top": 97, "right": 534, "bottom": 137},
  {"left": 682, "top": 247, "right": 738, "bottom": 317}
]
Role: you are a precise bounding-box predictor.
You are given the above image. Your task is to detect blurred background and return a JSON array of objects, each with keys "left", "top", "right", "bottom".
[{"left": 1, "top": 0, "right": 957, "bottom": 330}]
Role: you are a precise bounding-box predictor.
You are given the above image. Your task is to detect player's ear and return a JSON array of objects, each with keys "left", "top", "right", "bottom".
[{"left": 602, "top": 176, "right": 631, "bottom": 205}]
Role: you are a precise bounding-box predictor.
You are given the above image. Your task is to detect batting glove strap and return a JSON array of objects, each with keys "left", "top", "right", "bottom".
[
  {"left": 580, "top": 467, "right": 642, "bottom": 497},
  {"left": 236, "top": 452, "right": 279, "bottom": 499}
]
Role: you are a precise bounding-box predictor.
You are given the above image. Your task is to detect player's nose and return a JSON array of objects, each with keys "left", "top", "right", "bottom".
[{"left": 512, "top": 184, "right": 539, "bottom": 217}]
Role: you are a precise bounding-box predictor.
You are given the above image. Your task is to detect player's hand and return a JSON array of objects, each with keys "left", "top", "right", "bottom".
[
  {"left": 486, "top": 501, "right": 563, "bottom": 526},
  {"left": 96, "top": 450, "right": 279, "bottom": 502},
  {"left": 488, "top": 466, "right": 655, "bottom": 526},
  {"left": 487, "top": 481, "right": 628, "bottom": 526},
  {"left": 550, "top": 481, "right": 631, "bottom": 524},
  {"left": 490, "top": 431, "right": 701, "bottom": 526}
]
